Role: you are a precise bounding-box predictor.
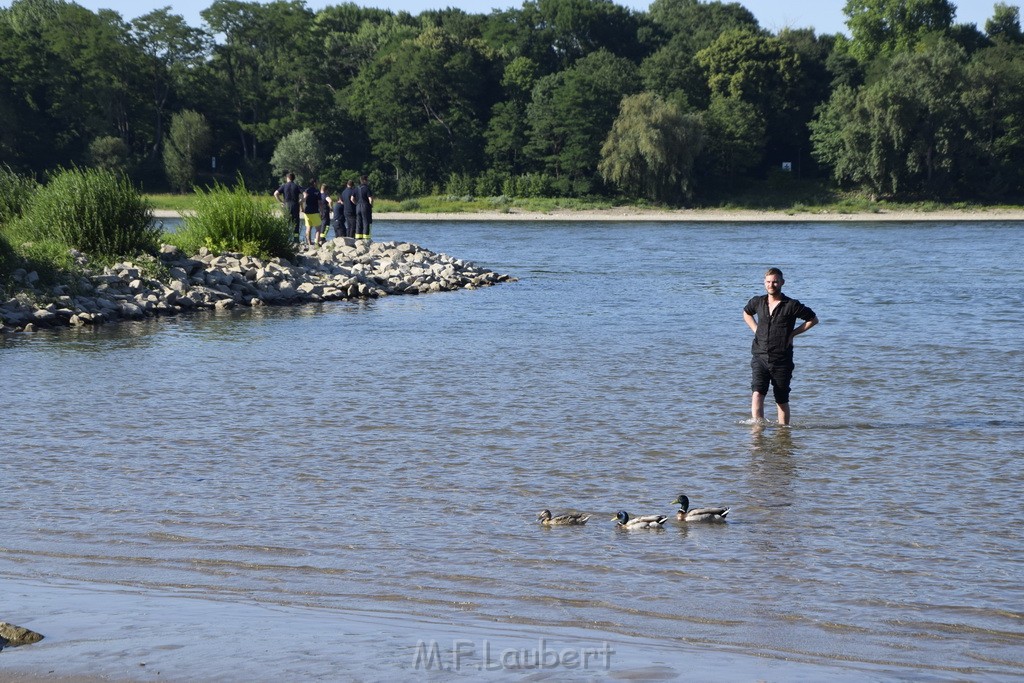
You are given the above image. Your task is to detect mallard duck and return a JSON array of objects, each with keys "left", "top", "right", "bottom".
[
  {"left": 537, "top": 509, "right": 591, "bottom": 526},
  {"left": 672, "top": 494, "right": 730, "bottom": 522},
  {"left": 611, "top": 510, "right": 667, "bottom": 529}
]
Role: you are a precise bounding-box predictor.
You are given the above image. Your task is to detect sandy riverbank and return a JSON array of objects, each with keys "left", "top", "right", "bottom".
[{"left": 153, "top": 207, "right": 1024, "bottom": 222}]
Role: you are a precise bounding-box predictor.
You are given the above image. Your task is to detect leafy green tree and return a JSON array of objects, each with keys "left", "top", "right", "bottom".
[
  {"left": 2, "top": 0, "right": 152, "bottom": 170},
  {"left": 347, "top": 25, "right": 495, "bottom": 182},
  {"left": 270, "top": 129, "right": 324, "bottom": 184},
  {"left": 962, "top": 42, "right": 1024, "bottom": 194},
  {"left": 163, "top": 109, "right": 212, "bottom": 192},
  {"left": 89, "top": 136, "right": 132, "bottom": 173},
  {"left": 642, "top": 0, "right": 760, "bottom": 108},
  {"left": 648, "top": 0, "right": 758, "bottom": 43},
  {"left": 201, "top": 0, "right": 322, "bottom": 165},
  {"left": 810, "top": 39, "right": 972, "bottom": 197},
  {"left": 485, "top": 56, "right": 539, "bottom": 173},
  {"left": 640, "top": 35, "right": 709, "bottom": 109},
  {"left": 598, "top": 92, "right": 703, "bottom": 202},
  {"left": 482, "top": 0, "right": 644, "bottom": 75},
  {"left": 526, "top": 50, "right": 640, "bottom": 181},
  {"left": 535, "top": 0, "right": 646, "bottom": 68},
  {"left": 986, "top": 3, "right": 1023, "bottom": 43},
  {"left": 843, "top": 0, "right": 955, "bottom": 62},
  {"left": 131, "top": 8, "right": 211, "bottom": 161},
  {"left": 697, "top": 29, "right": 803, "bottom": 169},
  {"left": 699, "top": 94, "right": 765, "bottom": 185}
]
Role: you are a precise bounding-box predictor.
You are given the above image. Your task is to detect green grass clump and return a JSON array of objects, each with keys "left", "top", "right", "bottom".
[
  {"left": 23, "top": 167, "right": 159, "bottom": 258},
  {"left": 0, "top": 164, "right": 38, "bottom": 225},
  {"left": 170, "top": 180, "right": 294, "bottom": 259}
]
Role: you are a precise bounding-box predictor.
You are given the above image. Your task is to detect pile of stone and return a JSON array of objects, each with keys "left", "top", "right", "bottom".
[{"left": 1, "top": 238, "right": 514, "bottom": 333}]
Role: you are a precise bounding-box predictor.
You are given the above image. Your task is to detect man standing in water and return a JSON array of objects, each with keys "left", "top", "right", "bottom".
[{"left": 743, "top": 268, "right": 818, "bottom": 425}]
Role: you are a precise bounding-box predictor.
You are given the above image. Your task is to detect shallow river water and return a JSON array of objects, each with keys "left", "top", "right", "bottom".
[{"left": 1, "top": 219, "right": 1022, "bottom": 681}]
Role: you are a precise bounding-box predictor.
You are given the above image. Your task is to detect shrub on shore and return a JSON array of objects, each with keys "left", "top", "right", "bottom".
[
  {"left": 170, "top": 180, "right": 294, "bottom": 259},
  {"left": 0, "top": 164, "right": 38, "bottom": 225},
  {"left": 19, "top": 167, "right": 158, "bottom": 258}
]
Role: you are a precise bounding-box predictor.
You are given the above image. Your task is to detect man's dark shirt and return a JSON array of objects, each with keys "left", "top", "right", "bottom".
[
  {"left": 744, "top": 294, "right": 816, "bottom": 364},
  {"left": 278, "top": 181, "right": 301, "bottom": 213},
  {"left": 302, "top": 185, "right": 320, "bottom": 214},
  {"left": 340, "top": 187, "right": 356, "bottom": 216}
]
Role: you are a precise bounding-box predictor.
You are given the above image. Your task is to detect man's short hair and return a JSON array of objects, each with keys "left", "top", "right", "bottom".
[
  {"left": 765, "top": 267, "right": 784, "bottom": 279},
  {"left": 287, "top": 172, "right": 295, "bottom": 181}
]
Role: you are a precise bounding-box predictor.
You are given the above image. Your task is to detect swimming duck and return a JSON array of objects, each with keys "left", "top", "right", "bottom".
[
  {"left": 672, "top": 494, "right": 730, "bottom": 522},
  {"left": 611, "top": 510, "right": 668, "bottom": 529},
  {"left": 537, "top": 509, "right": 591, "bottom": 526}
]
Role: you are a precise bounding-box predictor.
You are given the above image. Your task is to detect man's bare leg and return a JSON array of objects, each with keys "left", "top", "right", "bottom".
[
  {"left": 751, "top": 392, "right": 766, "bottom": 421},
  {"left": 777, "top": 402, "right": 790, "bottom": 426}
]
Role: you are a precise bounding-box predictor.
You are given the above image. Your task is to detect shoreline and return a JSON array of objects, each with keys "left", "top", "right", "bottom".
[
  {"left": 155, "top": 208, "right": 1024, "bottom": 222},
  {"left": 0, "top": 576, "right": 901, "bottom": 682}
]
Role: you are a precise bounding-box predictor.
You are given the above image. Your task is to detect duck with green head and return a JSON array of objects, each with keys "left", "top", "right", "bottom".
[
  {"left": 611, "top": 510, "right": 667, "bottom": 529},
  {"left": 672, "top": 494, "right": 730, "bottom": 522}
]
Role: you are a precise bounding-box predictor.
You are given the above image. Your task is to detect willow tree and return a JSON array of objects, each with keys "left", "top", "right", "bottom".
[{"left": 598, "top": 92, "right": 703, "bottom": 203}]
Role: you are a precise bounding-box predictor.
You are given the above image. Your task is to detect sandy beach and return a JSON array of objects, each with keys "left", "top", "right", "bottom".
[{"left": 153, "top": 207, "right": 1024, "bottom": 221}]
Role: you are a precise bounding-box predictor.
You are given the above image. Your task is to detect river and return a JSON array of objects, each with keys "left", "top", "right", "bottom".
[{"left": 1, "top": 219, "right": 1022, "bottom": 681}]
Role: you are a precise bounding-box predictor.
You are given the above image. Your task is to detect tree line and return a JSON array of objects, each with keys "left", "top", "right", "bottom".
[{"left": 1, "top": 0, "right": 1022, "bottom": 203}]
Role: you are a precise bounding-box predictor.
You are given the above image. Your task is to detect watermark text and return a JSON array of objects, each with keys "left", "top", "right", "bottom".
[{"left": 412, "top": 638, "right": 614, "bottom": 672}]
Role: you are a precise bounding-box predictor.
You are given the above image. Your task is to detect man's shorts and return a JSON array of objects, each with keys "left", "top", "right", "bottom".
[
  {"left": 751, "top": 355, "right": 794, "bottom": 404},
  {"left": 302, "top": 213, "right": 322, "bottom": 230}
]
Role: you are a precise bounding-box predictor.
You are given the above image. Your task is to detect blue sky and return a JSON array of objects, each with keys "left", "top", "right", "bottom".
[{"left": 1, "top": 0, "right": 1006, "bottom": 36}]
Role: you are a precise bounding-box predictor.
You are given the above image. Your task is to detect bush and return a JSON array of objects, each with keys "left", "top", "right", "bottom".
[
  {"left": 474, "top": 170, "right": 505, "bottom": 197},
  {"left": 397, "top": 175, "right": 429, "bottom": 199},
  {"left": 444, "top": 172, "right": 474, "bottom": 196},
  {"left": 89, "top": 136, "right": 132, "bottom": 174},
  {"left": 23, "top": 167, "right": 158, "bottom": 259},
  {"left": 172, "top": 179, "right": 294, "bottom": 259},
  {"left": 0, "top": 164, "right": 38, "bottom": 225}
]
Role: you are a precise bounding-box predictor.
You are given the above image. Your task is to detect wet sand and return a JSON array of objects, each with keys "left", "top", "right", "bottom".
[
  {"left": 1, "top": 578, "right": 894, "bottom": 682},
  {"left": 153, "top": 207, "right": 1024, "bottom": 222}
]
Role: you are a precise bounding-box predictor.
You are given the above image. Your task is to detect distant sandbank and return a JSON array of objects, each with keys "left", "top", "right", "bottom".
[{"left": 153, "top": 207, "right": 1024, "bottom": 222}]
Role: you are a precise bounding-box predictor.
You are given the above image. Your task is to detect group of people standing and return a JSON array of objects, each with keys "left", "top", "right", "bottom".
[{"left": 274, "top": 173, "right": 374, "bottom": 247}]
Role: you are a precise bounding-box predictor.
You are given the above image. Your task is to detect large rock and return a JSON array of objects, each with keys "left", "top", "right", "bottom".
[{"left": 0, "top": 621, "right": 44, "bottom": 647}]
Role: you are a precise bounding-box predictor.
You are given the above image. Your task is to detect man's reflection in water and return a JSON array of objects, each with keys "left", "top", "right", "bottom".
[{"left": 748, "top": 423, "right": 797, "bottom": 508}]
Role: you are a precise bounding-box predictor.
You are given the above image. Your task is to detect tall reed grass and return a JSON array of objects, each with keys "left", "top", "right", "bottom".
[
  {"left": 171, "top": 180, "right": 294, "bottom": 259},
  {"left": 0, "top": 164, "right": 38, "bottom": 225},
  {"left": 25, "top": 167, "right": 158, "bottom": 257}
]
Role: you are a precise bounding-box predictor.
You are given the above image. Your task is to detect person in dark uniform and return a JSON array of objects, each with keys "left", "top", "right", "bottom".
[
  {"left": 742, "top": 267, "right": 818, "bottom": 425},
  {"left": 318, "top": 183, "right": 332, "bottom": 245},
  {"left": 331, "top": 194, "right": 344, "bottom": 240},
  {"left": 354, "top": 175, "right": 373, "bottom": 240},
  {"left": 273, "top": 172, "right": 301, "bottom": 242},
  {"left": 301, "top": 178, "right": 322, "bottom": 248},
  {"left": 340, "top": 179, "right": 357, "bottom": 239}
]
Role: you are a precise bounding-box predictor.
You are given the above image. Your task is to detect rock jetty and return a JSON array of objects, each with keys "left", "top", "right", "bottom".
[{"left": 1, "top": 238, "right": 514, "bottom": 333}]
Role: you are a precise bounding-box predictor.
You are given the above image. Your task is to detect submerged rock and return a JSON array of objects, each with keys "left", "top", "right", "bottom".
[{"left": 1, "top": 239, "right": 515, "bottom": 333}]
